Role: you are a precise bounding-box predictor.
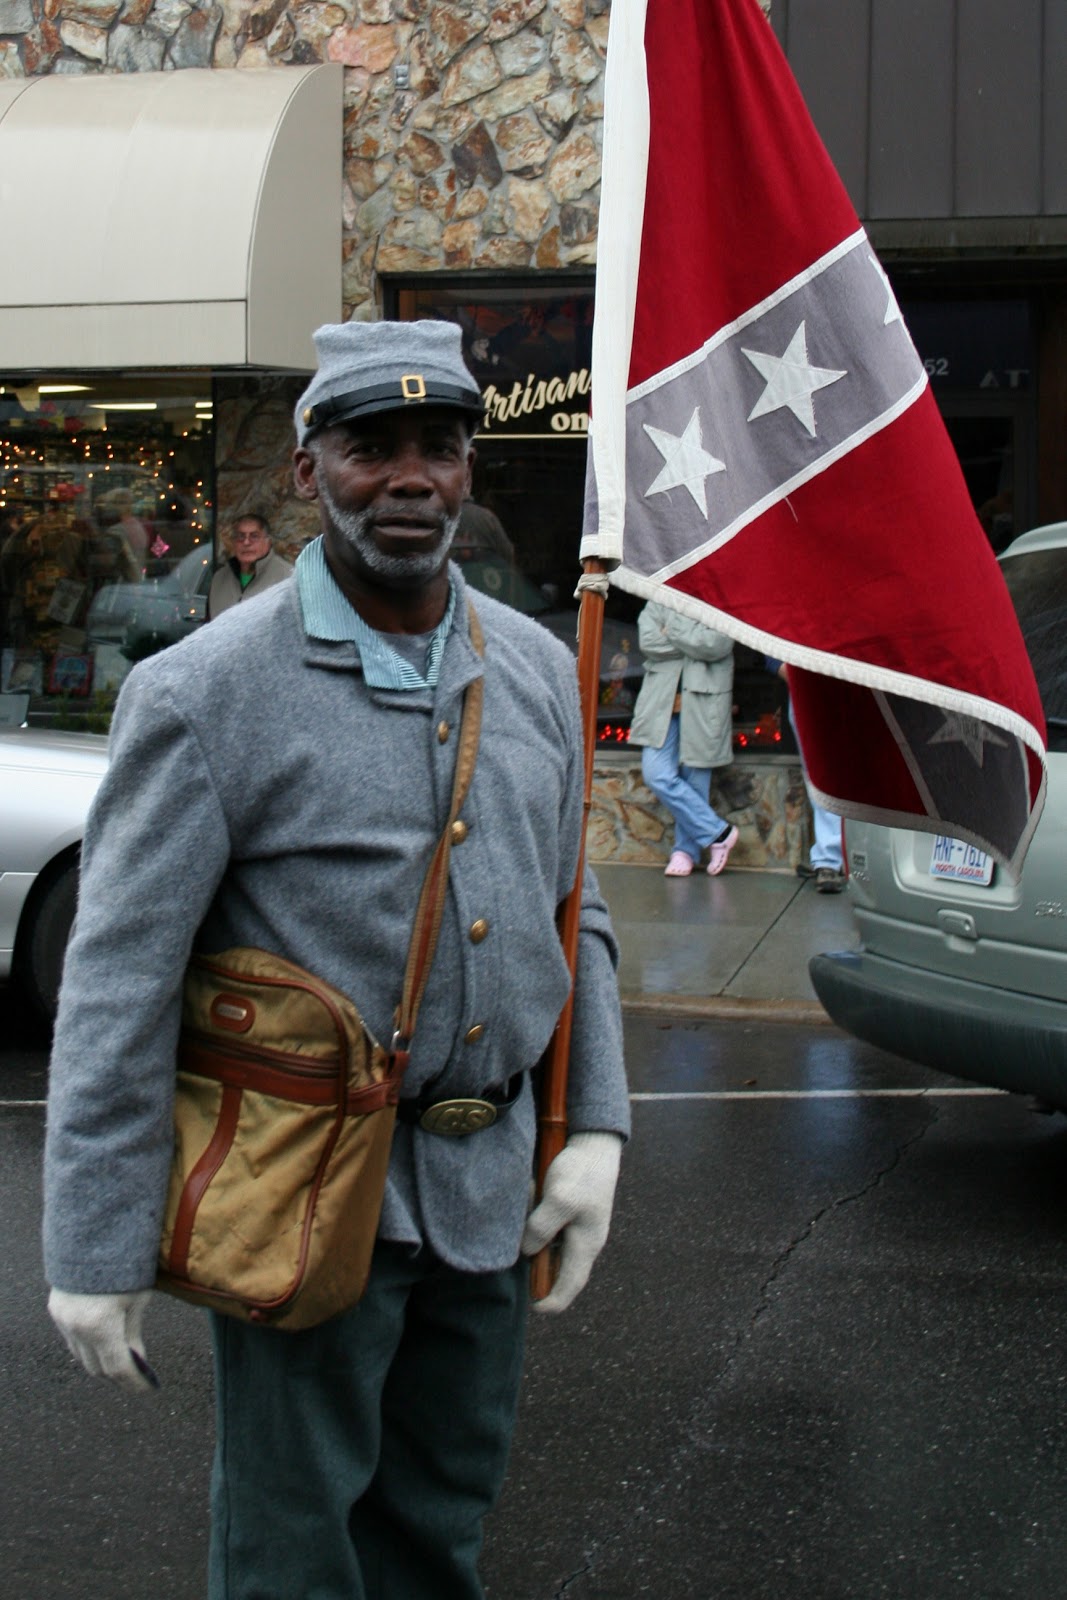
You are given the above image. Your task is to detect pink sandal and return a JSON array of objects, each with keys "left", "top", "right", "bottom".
[
  {"left": 707, "top": 826, "right": 738, "bottom": 876},
  {"left": 664, "top": 850, "right": 694, "bottom": 877}
]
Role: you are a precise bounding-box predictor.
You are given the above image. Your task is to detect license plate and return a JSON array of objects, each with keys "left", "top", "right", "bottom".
[{"left": 929, "top": 835, "right": 994, "bottom": 885}]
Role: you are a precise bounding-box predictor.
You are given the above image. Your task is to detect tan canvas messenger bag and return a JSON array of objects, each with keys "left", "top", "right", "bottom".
[{"left": 156, "top": 602, "right": 484, "bottom": 1331}]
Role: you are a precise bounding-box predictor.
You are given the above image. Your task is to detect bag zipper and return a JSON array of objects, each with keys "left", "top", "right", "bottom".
[{"left": 181, "top": 1030, "right": 342, "bottom": 1076}]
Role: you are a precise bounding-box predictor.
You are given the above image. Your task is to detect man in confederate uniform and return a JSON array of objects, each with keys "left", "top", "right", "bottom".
[{"left": 43, "top": 320, "right": 629, "bottom": 1600}]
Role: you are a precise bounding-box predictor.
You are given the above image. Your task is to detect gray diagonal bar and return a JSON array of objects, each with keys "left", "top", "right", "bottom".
[{"left": 623, "top": 236, "right": 925, "bottom": 578}]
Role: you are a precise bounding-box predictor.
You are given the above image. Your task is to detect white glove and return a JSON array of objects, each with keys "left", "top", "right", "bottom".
[
  {"left": 521, "top": 1130, "right": 623, "bottom": 1314},
  {"left": 48, "top": 1289, "right": 158, "bottom": 1395}
]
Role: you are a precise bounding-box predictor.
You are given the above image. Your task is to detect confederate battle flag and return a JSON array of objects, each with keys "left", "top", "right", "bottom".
[{"left": 581, "top": 0, "right": 1047, "bottom": 874}]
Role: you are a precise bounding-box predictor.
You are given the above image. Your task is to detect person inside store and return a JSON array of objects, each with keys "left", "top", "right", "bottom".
[
  {"left": 207, "top": 511, "right": 293, "bottom": 617},
  {"left": 0, "top": 489, "right": 91, "bottom": 650},
  {"left": 453, "top": 490, "right": 515, "bottom": 566},
  {"left": 0, "top": 502, "right": 28, "bottom": 546},
  {"left": 43, "top": 317, "right": 629, "bottom": 1600},
  {"left": 87, "top": 492, "right": 142, "bottom": 593},
  {"left": 628, "top": 598, "right": 738, "bottom": 876},
  {"left": 0, "top": 503, "right": 28, "bottom": 626},
  {"left": 97, "top": 487, "right": 150, "bottom": 566},
  {"left": 766, "top": 657, "right": 846, "bottom": 892}
]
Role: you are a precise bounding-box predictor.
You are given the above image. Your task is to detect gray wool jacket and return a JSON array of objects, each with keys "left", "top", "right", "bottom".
[{"left": 43, "top": 563, "right": 629, "bottom": 1293}]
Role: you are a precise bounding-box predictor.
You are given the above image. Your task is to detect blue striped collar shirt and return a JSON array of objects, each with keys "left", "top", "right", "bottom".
[{"left": 296, "top": 536, "right": 456, "bottom": 691}]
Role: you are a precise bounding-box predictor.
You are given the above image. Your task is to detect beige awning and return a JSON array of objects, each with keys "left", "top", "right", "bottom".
[{"left": 0, "top": 64, "right": 342, "bottom": 372}]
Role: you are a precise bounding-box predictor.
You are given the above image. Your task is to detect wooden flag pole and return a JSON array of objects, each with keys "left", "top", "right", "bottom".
[{"left": 529, "top": 556, "right": 609, "bottom": 1301}]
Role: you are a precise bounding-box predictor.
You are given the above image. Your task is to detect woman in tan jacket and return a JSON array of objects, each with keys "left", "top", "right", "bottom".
[{"left": 628, "top": 600, "right": 737, "bottom": 876}]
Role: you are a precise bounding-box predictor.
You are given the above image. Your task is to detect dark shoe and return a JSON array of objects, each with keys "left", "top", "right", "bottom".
[
  {"left": 815, "top": 867, "right": 846, "bottom": 894},
  {"left": 795, "top": 862, "right": 818, "bottom": 879}
]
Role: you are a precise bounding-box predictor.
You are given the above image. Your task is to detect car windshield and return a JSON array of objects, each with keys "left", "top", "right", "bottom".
[{"left": 1000, "top": 546, "right": 1067, "bottom": 753}]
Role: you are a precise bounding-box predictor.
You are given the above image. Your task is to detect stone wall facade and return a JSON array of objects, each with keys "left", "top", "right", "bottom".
[
  {"left": 1, "top": 0, "right": 771, "bottom": 319},
  {"left": 589, "top": 754, "right": 809, "bottom": 871},
  {"left": 214, "top": 373, "right": 317, "bottom": 554}
]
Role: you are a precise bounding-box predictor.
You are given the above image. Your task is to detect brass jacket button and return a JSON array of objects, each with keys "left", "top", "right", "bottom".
[
  {"left": 437, "top": 720, "right": 450, "bottom": 743},
  {"left": 451, "top": 819, "right": 468, "bottom": 844},
  {"left": 469, "top": 918, "right": 489, "bottom": 943},
  {"left": 465, "top": 1023, "right": 485, "bottom": 1044}
]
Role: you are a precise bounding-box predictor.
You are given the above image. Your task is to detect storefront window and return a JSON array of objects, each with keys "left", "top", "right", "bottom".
[
  {"left": 392, "top": 279, "right": 790, "bottom": 755},
  {"left": 0, "top": 374, "right": 214, "bottom": 729}
]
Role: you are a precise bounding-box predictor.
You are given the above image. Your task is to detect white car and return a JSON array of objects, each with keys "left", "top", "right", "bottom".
[
  {"left": 0, "top": 727, "right": 108, "bottom": 1019},
  {"left": 811, "top": 522, "right": 1067, "bottom": 1105}
]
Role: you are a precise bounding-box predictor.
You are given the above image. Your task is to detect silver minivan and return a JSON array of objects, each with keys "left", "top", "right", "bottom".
[{"left": 810, "top": 522, "right": 1067, "bottom": 1105}]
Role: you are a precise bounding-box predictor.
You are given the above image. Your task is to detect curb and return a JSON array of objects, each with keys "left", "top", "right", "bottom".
[{"left": 620, "top": 992, "right": 833, "bottom": 1025}]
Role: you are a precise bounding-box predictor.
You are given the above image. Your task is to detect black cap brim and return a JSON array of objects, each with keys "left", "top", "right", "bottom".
[{"left": 302, "top": 380, "right": 484, "bottom": 439}]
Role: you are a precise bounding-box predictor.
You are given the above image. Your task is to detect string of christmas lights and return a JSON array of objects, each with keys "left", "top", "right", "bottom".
[{"left": 0, "top": 418, "right": 212, "bottom": 540}]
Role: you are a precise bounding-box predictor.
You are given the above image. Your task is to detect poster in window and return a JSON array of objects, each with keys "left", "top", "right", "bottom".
[
  {"left": 1, "top": 649, "right": 44, "bottom": 695},
  {"left": 47, "top": 653, "right": 94, "bottom": 697},
  {"left": 46, "top": 578, "right": 87, "bottom": 625}
]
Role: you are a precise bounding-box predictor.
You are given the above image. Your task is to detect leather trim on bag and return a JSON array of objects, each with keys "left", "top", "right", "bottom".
[
  {"left": 179, "top": 1039, "right": 396, "bottom": 1114},
  {"left": 168, "top": 1082, "right": 243, "bottom": 1277},
  {"left": 209, "top": 993, "right": 257, "bottom": 1033},
  {"left": 179, "top": 1041, "right": 341, "bottom": 1105}
]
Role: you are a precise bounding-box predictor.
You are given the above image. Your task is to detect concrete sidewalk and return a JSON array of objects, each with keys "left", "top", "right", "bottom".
[{"left": 596, "top": 862, "right": 860, "bottom": 1022}]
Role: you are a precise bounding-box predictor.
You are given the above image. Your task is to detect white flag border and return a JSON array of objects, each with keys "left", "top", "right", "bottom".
[
  {"left": 580, "top": 0, "right": 650, "bottom": 568},
  {"left": 606, "top": 562, "right": 1047, "bottom": 875},
  {"left": 804, "top": 765, "right": 1045, "bottom": 884}
]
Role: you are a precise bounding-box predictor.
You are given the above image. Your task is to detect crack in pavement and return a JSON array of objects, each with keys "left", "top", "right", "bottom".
[
  {"left": 555, "top": 1559, "right": 594, "bottom": 1596},
  {"left": 719, "top": 880, "right": 807, "bottom": 995},
  {"left": 745, "top": 1091, "right": 943, "bottom": 1341},
  {"left": 685, "top": 1091, "right": 943, "bottom": 1441},
  {"left": 544, "top": 1093, "right": 942, "bottom": 1595}
]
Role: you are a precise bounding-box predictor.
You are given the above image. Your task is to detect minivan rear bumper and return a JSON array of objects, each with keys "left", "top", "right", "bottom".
[{"left": 810, "top": 949, "right": 1067, "bottom": 1105}]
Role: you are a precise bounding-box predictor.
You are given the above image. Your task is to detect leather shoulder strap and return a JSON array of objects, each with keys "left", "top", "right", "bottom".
[{"left": 391, "top": 598, "right": 484, "bottom": 1067}]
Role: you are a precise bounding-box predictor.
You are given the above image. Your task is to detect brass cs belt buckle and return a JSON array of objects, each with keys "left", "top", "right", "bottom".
[{"left": 418, "top": 1098, "right": 498, "bottom": 1136}]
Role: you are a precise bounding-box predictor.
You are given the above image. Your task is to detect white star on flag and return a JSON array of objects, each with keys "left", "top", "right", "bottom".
[
  {"left": 743, "top": 320, "right": 847, "bottom": 437},
  {"left": 642, "top": 408, "right": 726, "bottom": 518},
  {"left": 868, "top": 253, "right": 903, "bottom": 327},
  {"left": 927, "top": 711, "right": 1009, "bottom": 767}
]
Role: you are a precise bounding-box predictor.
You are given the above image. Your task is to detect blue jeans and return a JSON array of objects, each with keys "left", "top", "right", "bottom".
[
  {"left": 788, "top": 701, "right": 843, "bottom": 870},
  {"left": 208, "top": 1243, "right": 528, "bottom": 1599},
  {"left": 641, "top": 714, "right": 729, "bottom": 860},
  {"left": 810, "top": 795, "right": 844, "bottom": 871}
]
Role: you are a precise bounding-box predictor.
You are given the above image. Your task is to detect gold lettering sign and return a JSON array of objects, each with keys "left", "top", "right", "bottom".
[{"left": 480, "top": 368, "right": 592, "bottom": 435}]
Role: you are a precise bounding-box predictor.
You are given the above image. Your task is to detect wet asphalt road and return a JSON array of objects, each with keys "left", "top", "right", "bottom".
[{"left": 4, "top": 985, "right": 1067, "bottom": 1599}]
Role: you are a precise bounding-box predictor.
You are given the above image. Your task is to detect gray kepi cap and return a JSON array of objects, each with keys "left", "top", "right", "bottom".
[{"left": 294, "top": 319, "right": 484, "bottom": 447}]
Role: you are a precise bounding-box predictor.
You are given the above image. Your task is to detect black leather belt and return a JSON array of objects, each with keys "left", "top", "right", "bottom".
[{"left": 396, "top": 1072, "right": 524, "bottom": 1137}]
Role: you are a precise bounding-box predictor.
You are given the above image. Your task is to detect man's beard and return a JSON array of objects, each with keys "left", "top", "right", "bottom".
[{"left": 317, "top": 477, "right": 459, "bottom": 586}]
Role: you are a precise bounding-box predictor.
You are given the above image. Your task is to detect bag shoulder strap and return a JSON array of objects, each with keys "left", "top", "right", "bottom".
[{"left": 391, "top": 597, "right": 484, "bottom": 1071}]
